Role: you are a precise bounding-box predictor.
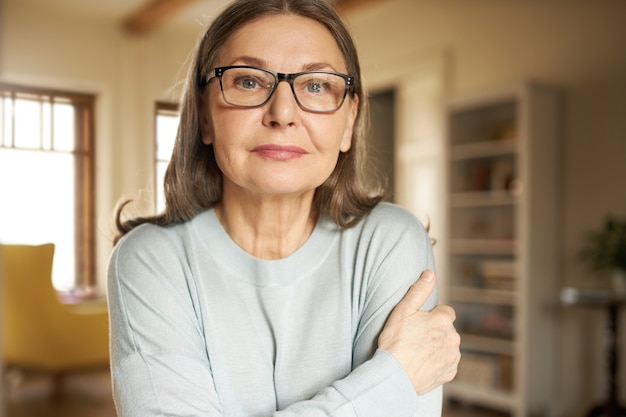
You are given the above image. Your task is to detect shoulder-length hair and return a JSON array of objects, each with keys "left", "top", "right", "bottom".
[{"left": 115, "top": 0, "right": 383, "bottom": 243}]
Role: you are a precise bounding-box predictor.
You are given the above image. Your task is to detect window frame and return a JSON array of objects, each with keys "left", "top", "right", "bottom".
[
  {"left": 0, "top": 82, "right": 96, "bottom": 288},
  {"left": 154, "top": 101, "right": 179, "bottom": 212}
]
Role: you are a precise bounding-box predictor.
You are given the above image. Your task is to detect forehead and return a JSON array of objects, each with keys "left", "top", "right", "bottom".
[{"left": 217, "top": 14, "right": 347, "bottom": 71}]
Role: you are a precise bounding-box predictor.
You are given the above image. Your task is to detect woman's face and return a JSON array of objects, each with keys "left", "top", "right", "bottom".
[{"left": 201, "top": 14, "right": 358, "bottom": 201}]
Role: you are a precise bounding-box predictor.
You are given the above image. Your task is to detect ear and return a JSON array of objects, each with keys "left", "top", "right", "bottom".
[
  {"left": 199, "top": 96, "right": 213, "bottom": 145},
  {"left": 339, "top": 94, "right": 358, "bottom": 153}
]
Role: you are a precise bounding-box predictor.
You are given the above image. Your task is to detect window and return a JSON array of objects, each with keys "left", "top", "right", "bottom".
[
  {"left": 155, "top": 102, "right": 179, "bottom": 213},
  {"left": 0, "top": 83, "right": 95, "bottom": 291}
]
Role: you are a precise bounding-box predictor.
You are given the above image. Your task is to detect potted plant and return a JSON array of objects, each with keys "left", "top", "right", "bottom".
[{"left": 579, "top": 216, "right": 626, "bottom": 295}]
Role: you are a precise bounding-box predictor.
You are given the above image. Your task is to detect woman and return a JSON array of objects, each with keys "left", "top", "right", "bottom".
[{"left": 108, "top": 0, "right": 460, "bottom": 416}]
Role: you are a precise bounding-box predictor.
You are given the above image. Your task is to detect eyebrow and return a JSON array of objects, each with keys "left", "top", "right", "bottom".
[
  {"left": 230, "top": 56, "right": 267, "bottom": 68},
  {"left": 227, "top": 56, "right": 338, "bottom": 73}
]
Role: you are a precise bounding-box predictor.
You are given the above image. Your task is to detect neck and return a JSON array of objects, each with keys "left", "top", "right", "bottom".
[{"left": 215, "top": 190, "right": 318, "bottom": 260}]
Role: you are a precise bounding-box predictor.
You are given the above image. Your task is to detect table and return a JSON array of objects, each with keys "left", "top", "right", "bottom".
[{"left": 561, "top": 287, "right": 626, "bottom": 417}]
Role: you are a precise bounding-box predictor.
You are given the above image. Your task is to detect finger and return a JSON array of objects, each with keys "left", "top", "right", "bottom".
[
  {"left": 392, "top": 270, "right": 436, "bottom": 317},
  {"left": 431, "top": 304, "right": 457, "bottom": 321}
]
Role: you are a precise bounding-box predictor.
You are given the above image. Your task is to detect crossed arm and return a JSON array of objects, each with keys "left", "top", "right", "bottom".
[
  {"left": 379, "top": 270, "right": 461, "bottom": 395},
  {"left": 108, "top": 220, "right": 460, "bottom": 416}
]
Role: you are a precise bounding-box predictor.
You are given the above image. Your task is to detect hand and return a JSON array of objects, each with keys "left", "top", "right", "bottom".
[{"left": 378, "top": 270, "right": 461, "bottom": 395}]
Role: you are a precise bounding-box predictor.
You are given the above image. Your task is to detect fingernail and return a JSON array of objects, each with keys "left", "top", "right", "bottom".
[{"left": 422, "top": 270, "right": 435, "bottom": 282}]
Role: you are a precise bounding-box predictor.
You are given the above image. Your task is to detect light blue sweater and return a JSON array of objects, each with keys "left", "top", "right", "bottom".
[{"left": 107, "top": 202, "right": 441, "bottom": 416}]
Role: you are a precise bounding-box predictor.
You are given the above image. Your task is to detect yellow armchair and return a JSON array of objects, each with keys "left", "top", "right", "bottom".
[{"left": 1, "top": 243, "right": 110, "bottom": 398}]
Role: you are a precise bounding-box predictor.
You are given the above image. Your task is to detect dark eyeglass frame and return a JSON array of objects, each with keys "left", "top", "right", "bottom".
[{"left": 203, "top": 65, "right": 356, "bottom": 114}]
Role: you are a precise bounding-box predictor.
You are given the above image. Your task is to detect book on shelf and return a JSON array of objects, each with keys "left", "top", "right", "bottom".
[
  {"left": 456, "top": 351, "right": 514, "bottom": 392},
  {"left": 481, "top": 260, "right": 516, "bottom": 291},
  {"left": 452, "top": 239, "right": 516, "bottom": 255},
  {"left": 457, "top": 303, "right": 514, "bottom": 339},
  {"left": 457, "top": 352, "right": 495, "bottom": 389}
]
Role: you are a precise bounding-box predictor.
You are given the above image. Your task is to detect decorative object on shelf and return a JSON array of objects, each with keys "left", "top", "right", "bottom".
[
  {"left": 487, "top": 120, "right": 517, "bottom": 141},
  {"left": 579, "top": 216, "right": 626, "bottom": 295}
]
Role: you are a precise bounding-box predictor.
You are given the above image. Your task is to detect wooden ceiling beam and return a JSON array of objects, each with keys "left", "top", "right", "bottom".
[
  {"left": 123, "top": 0, "right": 200, "bottom": 35},
  {"left": 334, "top": 0, "right": 386, "bottom": 14},
  {"left": 122, "top": 0, "right": 384, "bottom": 35}
]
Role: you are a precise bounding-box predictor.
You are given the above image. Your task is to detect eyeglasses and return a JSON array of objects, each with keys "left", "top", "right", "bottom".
[{"left": 205, "top": 65, "right": 355, "bottom": 113}]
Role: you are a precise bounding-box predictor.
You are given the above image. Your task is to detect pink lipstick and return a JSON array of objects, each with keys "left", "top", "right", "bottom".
[{"left": 252, "top": 144, "right": 307, "bottom": 160}]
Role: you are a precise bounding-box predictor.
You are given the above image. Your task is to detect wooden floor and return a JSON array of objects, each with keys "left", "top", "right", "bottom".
[
  {"left": 3, "top": 369, "right": 505, "bottom": 417},
  {"left": 4, "top": 369, "right": 116, "bottom": 417}
]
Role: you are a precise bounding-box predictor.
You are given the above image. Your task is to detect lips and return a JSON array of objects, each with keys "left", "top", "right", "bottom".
[{"left": 252, "top": 144, "right": 308, "bottom": 160}]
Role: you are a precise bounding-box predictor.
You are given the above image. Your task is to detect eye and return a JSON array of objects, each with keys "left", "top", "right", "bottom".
[
  {"left": 235, "top": 76, "right": 262, "bottom": 90},
  {"left": 305, "top": 81, "right": 327, "bottom": 94}
]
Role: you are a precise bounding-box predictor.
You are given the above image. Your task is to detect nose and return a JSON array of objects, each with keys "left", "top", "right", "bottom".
[{"left": 263, "top": 81, "right": 299, "bottom": 126}]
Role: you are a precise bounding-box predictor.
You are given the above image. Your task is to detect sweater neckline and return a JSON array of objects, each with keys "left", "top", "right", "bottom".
[{"left": 192, "top": 208, "right": 339, "bottom": 287}]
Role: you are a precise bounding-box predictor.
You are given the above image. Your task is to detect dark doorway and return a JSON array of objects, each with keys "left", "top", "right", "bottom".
[{"left": 367, "top": 89, "right": 395, "bottom": 201}]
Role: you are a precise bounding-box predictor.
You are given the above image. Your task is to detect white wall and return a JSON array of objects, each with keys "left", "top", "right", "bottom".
[{"left": 2, "top": 1, "right": 626, "bottom": 415}]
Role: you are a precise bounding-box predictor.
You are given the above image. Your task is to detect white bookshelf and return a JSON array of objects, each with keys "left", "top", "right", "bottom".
[{"left": 444, "top": 83, "right": 561, "bottom": 417}]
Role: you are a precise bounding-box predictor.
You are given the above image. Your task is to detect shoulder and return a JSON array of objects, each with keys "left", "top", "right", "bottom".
[
  {"left": 107, "top": 219, "right": 205, "bottom": 300},
  {"left": 340, "top": 202, "right": 434, "bottom": 267},
  {"left": 109, "top": 210, "right": 213, "bottom": 276},
  {"left": 112, "top": 210, "right": 213, "bottom": 260},
  {"left": 364, "top": 202, "right": 426, "bottom": 231},
  {"left": 345, "top": 205, "right": 438, "bottom": 312},
  {"left": 113, "top": 222, "right": 181, "bottom": 260},
  {"left": 357, "top": 202, "right": 430, "bottom": 247},
  {"left": 107, "top": 225, "right": 180, "bottom": 287}
]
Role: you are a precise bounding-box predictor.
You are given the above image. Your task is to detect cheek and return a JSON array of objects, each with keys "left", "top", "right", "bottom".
[
  {"left": 316, "top": 116, "right": 352, "bottom": 154},
  {"left": 208, "top": 110, "right": 255, "bottom": 175},
  {"left": 210, "top": 97, "right": 259, "bottom": 137},
  {"left": 207, "top": 108, "right": 236, "bottom": 147},
  {"left": 306, "top": 101, "right": 357, "bottom": 155},
  {"left": 201, "top": 92, "right": 220, "bottom": 145}
]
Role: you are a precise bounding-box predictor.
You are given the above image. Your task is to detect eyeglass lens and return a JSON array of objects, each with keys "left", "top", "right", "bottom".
[{"left": 219, "top": 67, "right": 349, "bottom": 112}]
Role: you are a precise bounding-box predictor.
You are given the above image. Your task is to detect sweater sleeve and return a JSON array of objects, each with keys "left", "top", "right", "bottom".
[
  {"left": 108, "top": 226, "right": 223, "bottom": 416},
  {"left": 346, "top": 204, "right": 442, "bottom": 417},
  {"left": 278, "top": 204, "right": 442, "bottom": 417}
]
